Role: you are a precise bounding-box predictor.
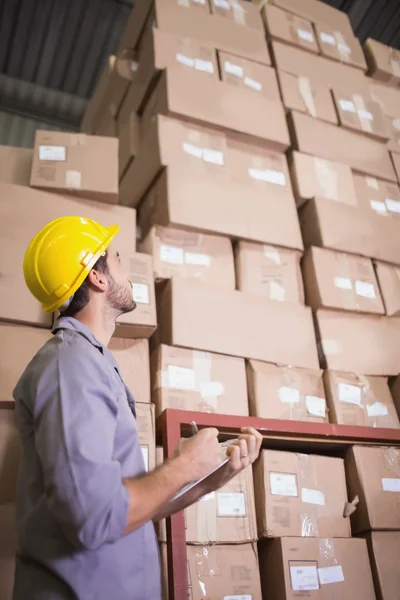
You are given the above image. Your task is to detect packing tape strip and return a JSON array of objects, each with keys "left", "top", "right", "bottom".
[
  {"left": 280, "top": 366, "right": 303, "bottom": 422},
  {"left": 65, "top": 170, "right": 82, "bottom": 190},
  {"left": 382, "top": 446, "right": 400, "bottom": 477},
  {"left": 69, "top": 133, "right": 86, "bottom": 147},
  {"left": 313, "top": 157, "right": 339, "bottom": 201},
  {"left": 193, "top": 350, "right": 220, "bottom": 412},
  {"left": 318, "top": 538, "right": 345, "bottom": 595},
  {"left": 298, "top": 453, "right": 320, "bottom": 537},
  {"left": 334, "top": 31, "right": 350, "bottom": 64},
  {"left": 196, "top": 491, "right": 218, "bottom": 543},
  {"left": 353, "top": 94, "right": 373, "bottom": 134},
  {"left": 298, "top": 76, "right": 317, "bottom": 118}
]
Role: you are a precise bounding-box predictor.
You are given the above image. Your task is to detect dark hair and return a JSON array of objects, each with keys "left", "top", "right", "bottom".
[{"left": 60, "top": 252, "right": 109, "bottom": 317}]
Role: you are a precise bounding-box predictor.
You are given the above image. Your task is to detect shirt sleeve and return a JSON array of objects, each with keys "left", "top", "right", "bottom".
[{"left": 33, "top": 340, "right": 130, "bottom": 551}]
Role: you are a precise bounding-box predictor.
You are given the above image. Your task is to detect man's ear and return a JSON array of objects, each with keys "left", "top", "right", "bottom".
[{"left": 87, "top": 268, "right": 108, "bottom": 292}]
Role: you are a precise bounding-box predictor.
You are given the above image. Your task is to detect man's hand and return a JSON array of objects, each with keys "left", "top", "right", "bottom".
[{"left": 176, "top": 427, "right": 222, "bottom": 482}]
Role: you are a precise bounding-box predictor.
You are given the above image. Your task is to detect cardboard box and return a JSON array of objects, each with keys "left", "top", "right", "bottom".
[
  {"left": 95, "top": 113, "right": 118, "bottom": 138},
  {"left": 271, "top": 40, "right": 368, "bottom": 93},
  {"left": 209, "top": 0, "right": 263, "bottom": 31},
  {"left": 289, "top": 151, "right": 357, "bottom": 207},
  {"left": 345, "top": 445, "right": 400, "bottom": 533},
  {"left": 253, "top": 450, "right": 351, "bottom": 538},
  {"left": 140, "top": 225, "right": 235, "bottom": 290},
  {"left": 135, "top": 402, "right": 155, "bottom": 472},
  {"left": 323, "top": 371, "right": 400, "bottom": 429},
  {"left": 375, "top": 261, "right": 400, "bottom": 316},
  {"left": 150, "top": 344, "right": 248, "bottom": 416},
  {"left": 0, "top": 184, "right": 136, "bottom": 328},
  {"left": 0, "top": 146, "right": 33, "bottom": 186},
  {"left": 156, "top": 278, "right": 319, "bottom": 369},
  {"left": 392, "top": 151, "right": 400, "bottom": 182},
  {"left": 259, "top": 537, "right": 376, "bottom": 600},
  {"left": 235, "top": 241, "right": 304, "bottom": 303},
  {"left": 140, "top": 68, "right": 290, "bottom": 152},
  {"left": 0, "top": 504, "right": 17, "bottom": 600},
  {"left": 332, "top": 89, "right": 388, "bottom": 141},
  {"left": 364, "top": 38, "right": 400, "bottom": 88},
  {"left": 247, "top": 361, "right": 327, "bottom": 422},
  {"left": 370, "top": 81, "right": 400, "bottom": 118},
  {"left": 218, "top": 51, "right": 280, "bottom": 100},
  {"left": 119, "top": 113, "right": 141, "bottom": 181},
  {"left": 81, "top": 56, "right": 116, "bottom": 133},
  {"left": 277, "top": 70, "right": 338, "bottom": 124},
  {"left": 353, "top": 173, "right": 400, "bottom": 217},
  {"left": 391, "top": 375, "right": 400, "bottom": 417},
  {"left": 314, "top": 23, "right": 367, "bottom": 71},
  {"left": 316, "top": 309, "right": 400, "bottom": 375},
  {"left": 302, "top": 247, "right": 385, "bottom": 315},
  {"left": 108, "top": 338, "right": 150, "bottom": 403},
  {"left": 0, "top": 410, "right": 20, "bottom": 504},
  {"left": 299, "top": 197, "right": 400, "bottom": 264},
  {"left": 366, "top": 531, "right": 400, "bottom": 600},
  {"left": 289, "top": 111, "right": 396, "bottom": 182},
  {"left": 262, "top": 4, "right": 318, "bottom": 54}
]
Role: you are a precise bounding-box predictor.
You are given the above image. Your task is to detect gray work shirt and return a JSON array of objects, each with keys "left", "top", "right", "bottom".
[{"left": 12, "top": 317, "right": 161, "bottom": 600}]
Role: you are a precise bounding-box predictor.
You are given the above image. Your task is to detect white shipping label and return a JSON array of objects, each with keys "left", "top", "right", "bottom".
[
  {"left": 264, "top": 246, "right": 281, "bottom": 264},
  {"left": 214, "top": 0, "right": 230, "bottom": 9},
  {"left": 318, "top": 565, "right": 344, "bottom": 585},
  {"left": 301, "top": 488, "right": 325, "bottom": 506},
  {"left": 358, "top": 109, "right": 373, "bottom": 121},
  {"left": 290, "top": 565, "right": 319, "bottom": 591},
  {"left": 200, "top": 381, "right": 225, "bottom": 398},
  {"left": 366, "top": 176, "right": 379, "bottom": 189},
  {"left": 224, "top": 596, "right": 252, "bottom": 600},
  {"left": 334, "top": 276, "right": 352, "bottom": 290},
  {"left": 382, "top": 478, "right": 400, "bottom": 492},
  {"left": 339, "top": 99, "right": 356, "bottom": 113},
  {"left": 320, "top": 32, "right": 336, "bottom": 46},
  {"left": 244, "top": 76, "right": 262, "bottom": 91},
  {"left": 131, "top": 283, "right": 149, "bottom": 304},
  {"left": 194, "top": 58, "right": 214, "bottom": 73},
  {"left": 202, "top": 148, "right": 224, "bottom": 165},
  {"left": 248, "top": 168, "right": 286, "bottom": 186},
  {"left": 224, "top": 60, "right": 244, "bottom": 78},
  {"left": 184, "top": 252, "right": 211, "bottom": 267},
  {"left": 279, "top": 387, "right": 300, "bottom": 404},
  {"left": 297, "top": 28, "right": 314, "bottom": 42},
  {"left": 160, "top": 245, "right": 184, "bottom": 265},
  {"left": 217, "top": 492, "right": 246, "bottom": 516},
  {"left": 338, "top": 382, "right": 361, "bottom": 405},
  {"left": 183, "top": 142, "right": 203, "bottom": 159},
  {"left": 306, "top": 395, "right": 326, "bottom": 418},
  {"left": 193, "top": 0, "right": 206, "bottom": 4},
  {"left": 141, "top": 446, "right": 149, "bottom": 471},
  {"left": 270, "top": 473, "right": 298, "bottom": 497},
  {"left": 176, "top": 53, "right": 195, "bottom": 68},
  {"left": 355, "top": 280, "right": 376, "bottom": 299},
  {"left": 370, "top": 200, "right": 387, "bottom": 215},
  {"left": 39, "top": 145, "right": 66, "bottom": 161},
  {"left": 167, "top": 365, "right": 196, "bottom": 390},
  {"left": 270, "top": 281, "right": 286, "bottom": 302},
  {"left": 366, "top": 402, "right": 388, "bottom": 417},
  {"left": 385, "top": 198, "right": 400, "bottom": 213},
  {"left": 338, "top": 43, "right": 351, "bottom": 54}
]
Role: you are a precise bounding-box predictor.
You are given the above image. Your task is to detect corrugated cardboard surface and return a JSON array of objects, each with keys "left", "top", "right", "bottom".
[
  {"left": 218, "top": 51, "right": 280, "bottom": 100},
  {"left": 277, "top": 70, "right": 338, "bottom": 124},
  {"left": 390, "top": 375, "right": 400, "bottom": 417},
  {"left": 364, "top": 38, "right": 400, "bottom": 88},
  {"left": 0, "top": 410, "right": 20, "bottom": 504},
  {"left": 140, "top": 225, "right": 235, "bottom": 290},
  {"left": 353, "top": 173, "right": 400, "bottom": 218},
  {"left": 262, "top": 4, "right": 318, "bottom": 54},
  {"left": 247, "top": 361, "right": 327, "bottom": 422},
  {"left": 314, "top": 23, "right": 367, "bottom": 71},
  {"left": 0, "top": 504, "right": 17, "bottom": 600},
  {"left": 302, "top": 247, "right": 385, "bottom": 314},
  {"left": 150, "top": 344, "right": 248, "bottom": 417},
  {"left": 30, "top": 131, "right": 119, "bottom": 204},
  {"left": 324, "top": 370, "right": 400, "bottom": 429},
  {"left": 119, "top": 113, "right": 141, "bottom": 181},
  {"left": 156, "top": 278, "right": 319, "bottom": 370},
  {"left": 332, "top": 89, "right": 388, "bottom": 141},
  {"left": 209, "top": 0, "right": 263, "bottom": 31},
  {"left": 135, "top": 402, "right": 155, "bottom": 472},
  {"left": 108, "top": 338, "right": 150, "bottom": 404},
  {"left": 253, "top": 450, "right": 351, "bottom": 538},
  {"left": 316, "top": 309, "right": 400, "bottom": 375},
  {"left": 259, "top": 537, "right": 376, "bottom": 600},
  {"left": 345, "top": 445, "right": 400, "bottom": 533},
  {"left": 391, "top": 152, "right": 400, "bottom": 182},
  {"left": 366, "top": 531, "right": 400, "bottom": 600},
  {"left": 0, "top": 146, "right": 33, "bottom": 186},
  {"left": 375, "top": 261, "right": 400, "bottom": 316},
  {"left": 81, "top": 56, "right": 116, "bottom": 133},
  {"left": 235, "top": 241, "right": 304, "bottom": 304}
]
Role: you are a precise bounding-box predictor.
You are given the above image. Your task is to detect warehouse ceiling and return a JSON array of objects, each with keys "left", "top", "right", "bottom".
[{"left": 0, "top": 0, "right": 399, "bottom": 146}]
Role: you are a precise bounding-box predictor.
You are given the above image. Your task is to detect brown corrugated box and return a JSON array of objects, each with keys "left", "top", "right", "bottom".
[
  {"left": 366, "top": 531, "right": 400, "bottom": 600},
  {"left": 332, "top": 89, "right": 388, "bottom": 141},
  {"left": 353, "top": 173, "right": 400, "bottom": 217},
  {"left": 235, "top": 241, "right": 304, "bottom": 303},
  {"left": 135, "top": 402, "right": 155, "bottom": 472},
  {"left": 391, "top": 152, "right": 400, "bottom": 182},
  {"left": 302, "top": 247, "right": 385, "bottom": 314},
  {"left": 316, "top": 309, "right": 400, "bottom": 375},
  {"left": 150, "top": 343, "right": 248, "bottom": 417},
  {"left": 140, "top": 225, "right": 235, "bottom": 290},
  {"left": 0, "top": 184, "right": 136, "bottom": 328},
  {"left": 289, "top": 151, "right": 357, "bottom": 207},
  {"left": 364, "top": 38, "right": 400, "bottom": 88},
  {"left": 314, "top": 23, "right": 367, "bottom": 71},
  {"left": 0, "top": 410, "right": 20, "bottom": 504},
  {"left": 30, "top": 131, "right": 119, "bottom": 204},
  {"left": 289, "top": 110, "right": 397, "bottom": 181},
  {"left": 345, "top": 445, "right": 400, "bottom": 533},
  {"left": 299, "top": 197, "right": 400, "bottom": 264},
  {"left": 108, "top": 338, "right": 150, "bottom": 404},
  {"left": 391, "top": 375, "right": 400, "bottom": 417},
  {"left": 277, "top": 70, "right": 338, "bottom": 124},
  {"left": 323, "top": 370, "right": 400, "bottom": 429},
  {"left": 375, "top": 261, "right": 400, "bottom": 316},
  {"left": 81, "top": 56, "right": 116, "bottom": 133},
  {"left": 0, "top": 504, "right": 17, "bottom": 600},
  {"left": 0, "top": 146, "right": 33, "bottom": 186},
  {"left": 369, "top": 82, "right": 400, "bottom": 156},
  {"left": 95, "top": 113, "right": 118, "bottom": 138},
  {"left": 119, "top": 113, "right": 141, "bottom": 181},
  {"left": 218, "top": 51, "right": 280, "bottom": 100},
  {"left": 209, "top": 0, "right": 263, "bottom": 31},
  {"left": 156, "top": 278, "right": 319, "bottom": 369},
  {"left": 253, "top": 450, "right": 351, "bottom": 538},
  {"left": 247, "top": 361, "right": 327, "bottom": 422},
  {"left": 262, "top": 4, "right": 318, "bottom": 54},
  {"left": 259, "top": 537, "right": 376, "bottom": 600}
]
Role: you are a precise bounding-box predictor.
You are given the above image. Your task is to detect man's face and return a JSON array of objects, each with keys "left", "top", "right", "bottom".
[{"left": 104, "top": 246, "right": 136, "bottom": 315}]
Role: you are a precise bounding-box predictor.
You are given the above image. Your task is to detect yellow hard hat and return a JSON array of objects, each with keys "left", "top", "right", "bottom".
[{"left": 23, "top": 216, "right": 119, "bottom": 313}]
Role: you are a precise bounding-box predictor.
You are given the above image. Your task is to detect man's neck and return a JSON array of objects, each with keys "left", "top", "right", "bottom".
[{"left": 74, "top": 309, "right": 116, "bottom": 347}]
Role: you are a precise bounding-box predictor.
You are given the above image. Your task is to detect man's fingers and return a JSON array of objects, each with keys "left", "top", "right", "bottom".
[
  {"left": 241, "top": 427, "right": 263, "bottom": 453},
  {"left": 200, "top": 427, "right": 219, "bottom": 439},
  {"left": 226, "top": 444, "right": 242, "bottom": 470}
]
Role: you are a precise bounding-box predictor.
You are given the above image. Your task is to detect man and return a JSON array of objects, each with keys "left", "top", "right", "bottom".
[{"left": 13, "top": 216, "right": 262, "bottom": 600}]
